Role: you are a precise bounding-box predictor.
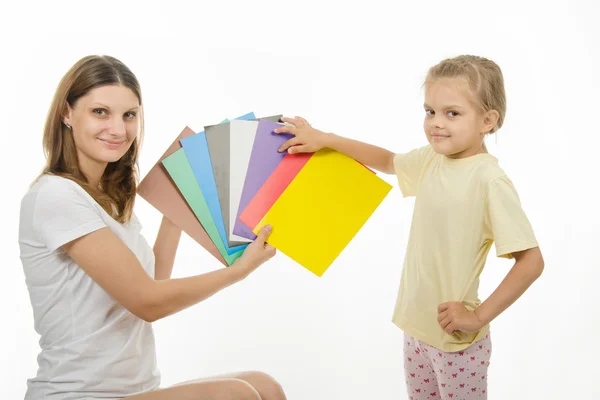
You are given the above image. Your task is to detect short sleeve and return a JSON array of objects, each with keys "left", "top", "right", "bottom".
[
  {"left": 393, "top": 145, "right": 433, "bottom": 197},
  {"left": 485, "top": 176, "right": 539, "bottom": 259},
  {"left": 33, "top": 178, "right": 107, "bottom": 252}
]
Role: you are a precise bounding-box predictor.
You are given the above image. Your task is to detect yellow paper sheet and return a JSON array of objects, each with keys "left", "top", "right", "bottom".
[{"left": 253, "top": 148, "right": 392, "bottom": 277}]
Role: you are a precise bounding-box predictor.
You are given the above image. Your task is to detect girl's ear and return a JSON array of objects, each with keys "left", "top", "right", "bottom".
[{"left": 482, "top": 110, "right": 500, "bottom": 133}]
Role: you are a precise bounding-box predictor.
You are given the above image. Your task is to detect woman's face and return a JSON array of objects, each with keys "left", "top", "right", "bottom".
[{"left": 64, "top": 84, "right": 140, "bottom": 177}]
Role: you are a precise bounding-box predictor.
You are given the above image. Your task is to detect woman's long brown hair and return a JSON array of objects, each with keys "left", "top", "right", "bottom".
[{"left": 36, "top": 55, "right": 144, "bottom": 224}]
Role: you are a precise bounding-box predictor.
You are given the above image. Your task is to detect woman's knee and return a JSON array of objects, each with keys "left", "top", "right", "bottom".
[
  {"left": 222, "top": 378, "right": 262, "bottom": 400},
  {"left": 238, "top": 371, "right": 286, "bottom": 400},
  {"left": 123, "top": 378, "right": 261, "bottom": 400}
]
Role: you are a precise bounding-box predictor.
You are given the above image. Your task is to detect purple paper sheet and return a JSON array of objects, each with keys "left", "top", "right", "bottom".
[{"left": 233, "top": 119, "right": 294, "bottom": 239}]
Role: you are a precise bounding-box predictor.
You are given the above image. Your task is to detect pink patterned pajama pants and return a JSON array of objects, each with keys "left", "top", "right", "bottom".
[{"left": 404, "top": 333, "right": 492, "bottom": 400}]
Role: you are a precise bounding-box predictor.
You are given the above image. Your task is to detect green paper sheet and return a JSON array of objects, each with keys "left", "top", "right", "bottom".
[{"left": 162, "top": 148, "right": 245, "bottom": 265}]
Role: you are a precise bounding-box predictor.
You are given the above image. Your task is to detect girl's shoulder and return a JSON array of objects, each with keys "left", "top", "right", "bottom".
[
  {"left": 477, "top": 158, "right": 507, "bottom": 181},
  {"left": 472, "top": 159, "right": 522, "bottom": 198}
]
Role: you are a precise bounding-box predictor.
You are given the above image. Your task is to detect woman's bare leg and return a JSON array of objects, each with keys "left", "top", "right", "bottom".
[
  {"left": 123, "top": 378, "right": 261, "bottom": 400},
  {"left": 171, "top": 371, "right": 286, "bottom": 400}
]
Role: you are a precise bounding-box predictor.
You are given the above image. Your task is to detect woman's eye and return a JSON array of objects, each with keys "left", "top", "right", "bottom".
[
  {"left": 93, "top": 108, "right": 107, "bottom": 116},
  {"left": 124, "top": 112, "right": 136, "bottom": 119}
]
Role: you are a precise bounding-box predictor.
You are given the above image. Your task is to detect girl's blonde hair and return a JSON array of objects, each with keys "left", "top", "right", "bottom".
[
  {"left": 424, "top": 55, "right": 506, "bottom": 151},
  {"left": 36, "top": 55, "right": 144, "bottom": 224}
]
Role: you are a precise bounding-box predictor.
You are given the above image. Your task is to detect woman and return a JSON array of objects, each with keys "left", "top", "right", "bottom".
[{"left": 18, "top": 55, "right": 286, "bottom": 400}]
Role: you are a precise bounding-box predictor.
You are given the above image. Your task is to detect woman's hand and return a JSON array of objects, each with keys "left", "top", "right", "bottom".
[
  {"left": 232, "top": 225, "right": 276, "bottom": 278},
  {"left": 275, "top": 116, "right": 331, "bottom": 154}
]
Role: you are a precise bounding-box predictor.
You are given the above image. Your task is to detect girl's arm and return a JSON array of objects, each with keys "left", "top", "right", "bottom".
[
  {"left": 62, "top": 224, "right": 275, "bottom": 322},
  {"left": 322, "top": 133, "right": 396, "bottom": 174},
  {"left": 438, "top": 246, "right": 544, "bottom": 334},
  {"left": 153, "top": 216, "right": 182, "bottom": 280},
  {"left": 474, "top": 246, "right": 545, "bottom": 326},
  {"left": 274, "top": 116, "right": 396, "bottom": 174}
]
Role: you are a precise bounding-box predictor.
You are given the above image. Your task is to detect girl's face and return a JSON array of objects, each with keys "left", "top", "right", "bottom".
[
  {"left": 423, "top": 78, "right": 492, "bottom": 159},
  {"left": 63, "top": 84, "right": 140, "bottom": 179}
]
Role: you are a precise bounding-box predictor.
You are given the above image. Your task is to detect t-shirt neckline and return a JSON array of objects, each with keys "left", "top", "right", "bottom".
[{"left": 442, "top": 152, "right": 497, "bottom": 165}]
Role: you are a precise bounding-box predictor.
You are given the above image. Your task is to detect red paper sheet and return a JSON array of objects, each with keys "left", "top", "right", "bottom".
[{"left": 238, "top": 152, "right": 313, "bottom": 232}]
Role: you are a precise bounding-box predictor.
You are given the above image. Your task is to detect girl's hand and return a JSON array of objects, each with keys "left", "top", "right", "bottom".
[
  {"left": 437, "top": 302, "right": 484, "bottom": 334},
  {"left": 275, "top": 116, "right": 330, "bottom": 154},
  {"left": 232, "top": 225, "right": 276, "bottom": 278}
]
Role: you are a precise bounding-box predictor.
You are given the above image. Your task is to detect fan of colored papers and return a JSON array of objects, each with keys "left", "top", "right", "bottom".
[{"left": 137, "top": 112, "right": 392, "bottom": 277}]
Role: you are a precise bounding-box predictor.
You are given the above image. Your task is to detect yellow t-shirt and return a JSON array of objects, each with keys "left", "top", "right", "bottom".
[{"left": 392, "top": 144, "right": 538, "bottom": 352}]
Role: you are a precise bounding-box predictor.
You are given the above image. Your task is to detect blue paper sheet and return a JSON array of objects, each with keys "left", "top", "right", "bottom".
[{"left": 180, "top": 113, "right": 255, "bottom": 254}]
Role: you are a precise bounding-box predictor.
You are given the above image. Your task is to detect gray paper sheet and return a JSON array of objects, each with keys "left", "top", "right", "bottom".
[{"left": 205, "top": 115, "right": 282, "bottom": 247}]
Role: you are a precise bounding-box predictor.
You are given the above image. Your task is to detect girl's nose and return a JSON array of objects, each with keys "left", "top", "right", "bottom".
[{"left": 430, "top": 119, "right": 443, "bottom": 130}]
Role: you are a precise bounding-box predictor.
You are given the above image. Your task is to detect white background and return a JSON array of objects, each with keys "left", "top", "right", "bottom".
[{"left": 1, "top": 0, "right": 599, "bottom": 399}]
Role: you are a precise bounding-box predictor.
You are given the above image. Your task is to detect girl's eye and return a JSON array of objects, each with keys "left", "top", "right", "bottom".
[
  {"left": 448, "top": 111, "right": 459, "bottom": 117},
  {"left": 425, "top": 109, "right": 434, "bottom": 116}
]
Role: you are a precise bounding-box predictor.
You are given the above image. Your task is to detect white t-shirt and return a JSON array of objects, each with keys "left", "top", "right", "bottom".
[{"left": 18, "top": 174, "right": 161, "bottom": 399}]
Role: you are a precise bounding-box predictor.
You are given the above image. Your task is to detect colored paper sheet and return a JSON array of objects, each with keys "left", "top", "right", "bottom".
[
  {"left": 238, "top": 152, "right": 312, "bottom": 233},
  {"left": 253, "top": 148, "right": 393, "bottom": 277},
  {"left": 161, "top": 148, "right": 244, "bottom": 266},
  {"left": 204, "top": 112, "right": 256, "bottom": 246},
  {"left": 233, "top": 119, "right": 295, "bottom": 240},
  {"left": 229, "top": 119, "right": 259, "bottom": 243},
  {"left": 181, "top": 130, "right": 248, "bottom": 252},
  {"left": 137, "top": 126, "right": 227, "bottom": 266},
  {"left": 180, "top": 114, "right": 257, "bottom": 253},
  {"left": 206, "top": 115, "right": 282, "bottom": 243}
]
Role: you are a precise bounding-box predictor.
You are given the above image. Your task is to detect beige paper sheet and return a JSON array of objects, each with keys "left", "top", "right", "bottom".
[{"left": 137, "top": 126, "right": 226, "bottom": 266}]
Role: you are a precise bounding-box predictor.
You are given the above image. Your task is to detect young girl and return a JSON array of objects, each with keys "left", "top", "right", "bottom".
[
  {"left": 18, "top": 55, "right": 287, "bottom": 400},
  {"left": 275, "top": 55, "right": 544, "bottom": 399}
]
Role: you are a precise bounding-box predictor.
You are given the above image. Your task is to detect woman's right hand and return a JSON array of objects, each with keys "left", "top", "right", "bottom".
[{"left": 233, "top": 225, "right": 277, "bottom": 278}]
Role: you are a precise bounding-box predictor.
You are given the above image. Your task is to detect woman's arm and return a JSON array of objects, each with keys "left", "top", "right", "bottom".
[
  {"left": 153, "top": 216, "right": 182, "bottom": 280},
  {"left": 62, "top": 225, "right": 275, "bottom": 322}
]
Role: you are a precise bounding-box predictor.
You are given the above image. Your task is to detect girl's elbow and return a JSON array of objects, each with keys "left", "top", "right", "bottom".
[
  {"left": 535, "top": 254, "right": 545, "bottom": 277},
  {"left": 385, "top": 152, "right": 396, "bottom": 174},
  {"left": 527, "top": 251, "right": 545, "bottom": 280},
  {"left": 514, "top": 247, "right": 544, "bottom": 281}
]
